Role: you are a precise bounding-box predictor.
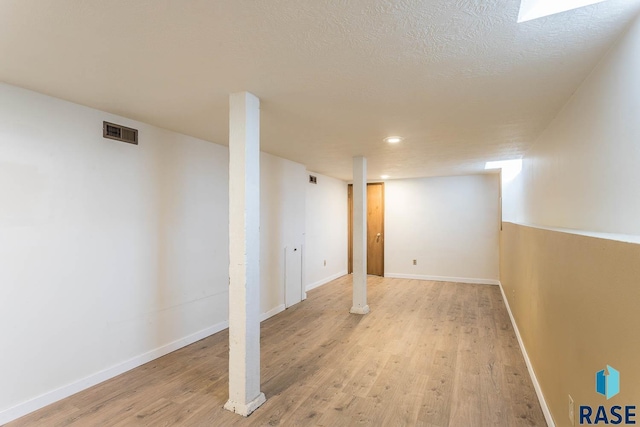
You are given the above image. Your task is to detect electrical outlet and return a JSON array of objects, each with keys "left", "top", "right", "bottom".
[
  {"left": 323, "top": 260, "right": 326, "bottom": 267},
  {"left": 412, "top": 259, "right": 417, "bottom": 265},
  {"left": 569, "top": 394, "right": 574, "bottom": 425}
]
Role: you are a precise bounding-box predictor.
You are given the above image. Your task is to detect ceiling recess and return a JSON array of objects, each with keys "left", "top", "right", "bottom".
[{"left": 518, "top": 0, "right": 609, "bottom": 22}]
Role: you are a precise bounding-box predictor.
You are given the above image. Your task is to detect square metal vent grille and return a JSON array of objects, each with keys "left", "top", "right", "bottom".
[{"left": 103, "top": 121, "right": 138, "bottom": 145}]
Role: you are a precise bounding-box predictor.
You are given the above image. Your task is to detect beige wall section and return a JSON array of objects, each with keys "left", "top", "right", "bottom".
[{"left": 501, "top": 222, "right": 640, "bottom": 427}]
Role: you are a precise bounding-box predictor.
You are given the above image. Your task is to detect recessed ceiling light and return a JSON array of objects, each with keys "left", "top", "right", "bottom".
[
  {"left": 381, "top": 175, "right": 390, "bottom": 179},
  {"left": 384, "top": 136, "right": 403, "bottom": 144}
]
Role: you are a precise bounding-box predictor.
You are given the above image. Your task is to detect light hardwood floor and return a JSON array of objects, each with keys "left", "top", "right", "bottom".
[{"left": 7, "top": 276, "right": 547, "bottom": 426}]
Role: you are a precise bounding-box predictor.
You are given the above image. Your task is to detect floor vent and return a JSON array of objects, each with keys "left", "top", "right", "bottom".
[
  {"left": 309, "top": 175, "right": 317, "bottom": 184},
  {"left": 103, "top": 121, "right": 138, "bottom": 145}
]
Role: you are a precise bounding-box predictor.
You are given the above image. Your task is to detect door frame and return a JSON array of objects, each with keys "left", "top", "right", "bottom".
[{"left": 347, "top": 182, "right": 385, "bottom": 276}]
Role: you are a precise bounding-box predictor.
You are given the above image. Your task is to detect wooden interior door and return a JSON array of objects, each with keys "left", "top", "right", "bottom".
[
  {"left": 366, "top": 183, "right": 384, "bottom": 276},
  {"left": 348, "top": 183, "right": 384, "bottom": 276}
]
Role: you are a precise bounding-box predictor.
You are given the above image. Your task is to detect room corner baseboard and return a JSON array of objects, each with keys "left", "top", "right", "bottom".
[
  {"left": 0, "top": 320, "right": 229, "bottom": 426},
  {"left": 384, "top": 273, "right": 500, "bottom": 286},
  {"left": 261, "top": 304, "right": 285, "bottom": 322},
  {"left": 306, "top": 270, "right": 348, "bottom": 292},
  {"left": 498, "top": 282, "right": 555, "bottom": 427}
]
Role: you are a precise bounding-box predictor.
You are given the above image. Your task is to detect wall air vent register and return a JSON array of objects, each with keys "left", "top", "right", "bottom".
[{"left": 103, "top": 121, "right": 138, "bottom": 145}]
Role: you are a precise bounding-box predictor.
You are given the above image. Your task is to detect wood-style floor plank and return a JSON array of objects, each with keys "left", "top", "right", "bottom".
[{"left": 6, "top": 276, "right": 547, "bottom": 426}]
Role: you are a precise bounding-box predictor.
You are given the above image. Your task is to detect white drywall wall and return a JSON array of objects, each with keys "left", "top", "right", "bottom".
[
  {"left": 260, "top": 153, "right": 306, "bottom": 313},
  {"left": 384, "top": 174, "right": 500, "bottom": 283},
  {"left": 305, "top": 172, "right": 348, "bottom": 291},
  {"left": 0, "top": 83, "right": 308, "bottom": 423},
  {"left": 503, "top": 13, "right": 640, "bottom": 235},
  {"left": 0, "top": 83, "right": 229, "bottom": 420}
]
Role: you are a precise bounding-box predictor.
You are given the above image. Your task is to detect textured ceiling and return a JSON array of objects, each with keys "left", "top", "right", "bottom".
[{"left": 1, "top": 0, "right": 639, "bottom": 180}]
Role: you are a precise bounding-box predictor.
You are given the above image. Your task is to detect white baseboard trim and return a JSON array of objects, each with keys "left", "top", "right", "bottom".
[
  {"left": 306, "top": 270, "right": 348, "bottom": 292},
  {"left": 384, "top": 273, "right": 500, "bottom": 286},
  {"left": 261, "top": 304, "right": 286, "bottom": 322},
  {"left": 0, "top": 320, "right": 230, "bottom": 426},
  {"left": 1, "top": 302, "right": 292, "bottom": 425},
  {"left": 498, "top": 282, "right": 555, "bottom": 427}
]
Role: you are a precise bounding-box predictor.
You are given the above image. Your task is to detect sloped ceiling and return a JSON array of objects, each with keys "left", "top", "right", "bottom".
[{"left": 1, "top": 0, "right": 639, "bottom": 180}]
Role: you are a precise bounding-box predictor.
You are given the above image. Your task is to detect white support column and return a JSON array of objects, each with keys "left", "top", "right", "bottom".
[
  {"left": 350, "top": 156, "right": 370, "bottom": 315},
  {"left": 224, "top": 92, "right": 266, "bottom": 417}
]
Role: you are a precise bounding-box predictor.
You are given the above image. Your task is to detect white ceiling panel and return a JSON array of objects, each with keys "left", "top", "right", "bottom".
[{"left": 1, "top": 0, "right": 639, "bottom": 180}]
